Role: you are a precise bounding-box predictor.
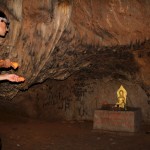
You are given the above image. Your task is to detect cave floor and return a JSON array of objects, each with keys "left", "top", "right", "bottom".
[{"left": 0, "top": 114, "right": 150, "bottom": 150}]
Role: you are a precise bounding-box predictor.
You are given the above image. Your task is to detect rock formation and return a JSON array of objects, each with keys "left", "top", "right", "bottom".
[{"left": 0, "top": 0, "right": 149, "bottom": 121}]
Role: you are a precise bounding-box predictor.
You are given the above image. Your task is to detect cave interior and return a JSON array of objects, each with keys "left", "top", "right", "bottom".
[{"left": 0, "top": 0, "right": 150, "bottom": 149}]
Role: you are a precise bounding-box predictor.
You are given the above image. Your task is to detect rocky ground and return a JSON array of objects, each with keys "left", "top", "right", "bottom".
[{"left": 0, "top": 112, "right": 150, "bottom": 150}]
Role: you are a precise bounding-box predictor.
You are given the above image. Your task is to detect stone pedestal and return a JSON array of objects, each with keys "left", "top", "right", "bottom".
[{"left": 93, "top": 108, "right": 142, "bottom": 132}]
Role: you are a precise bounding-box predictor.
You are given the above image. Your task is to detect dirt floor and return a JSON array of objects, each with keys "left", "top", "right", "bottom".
[{"left": 0, "top": 113, "right": 150, "bottom": 150}]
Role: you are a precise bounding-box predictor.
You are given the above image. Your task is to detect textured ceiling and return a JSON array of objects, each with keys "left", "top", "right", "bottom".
[{"left": 0, "top": 0, "right": 149, "bottom": 99}]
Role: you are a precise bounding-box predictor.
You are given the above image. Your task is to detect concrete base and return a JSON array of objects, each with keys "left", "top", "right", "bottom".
[{"left": 93, "top": 108, "right": 142, "bottom": 132}]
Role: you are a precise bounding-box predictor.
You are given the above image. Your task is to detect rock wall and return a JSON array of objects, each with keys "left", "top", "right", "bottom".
[
  {"left": 0, "top": 0, "right": 149, "bottom": 123},
  {"left": 11, "top": 74, "right": 150, "bottom": 122},
  {"left": 0, "top": 0, "right": 150, "bottom": 99}
]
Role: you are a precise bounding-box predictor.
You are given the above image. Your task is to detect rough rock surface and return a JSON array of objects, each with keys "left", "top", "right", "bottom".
[
  {"left": 0, "top": 0, "right": 149, "bottom": 122},
  {"left": 3, "top": 74, "right": 148, "bottom": 122},
  {"left": 0, "top": 0, "right": 149, "bottom": 99}
]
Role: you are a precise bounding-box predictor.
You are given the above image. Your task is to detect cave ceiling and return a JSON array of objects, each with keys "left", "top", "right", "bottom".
[{"left": 0, "top": 0, "right": 150, "bottom": 99}]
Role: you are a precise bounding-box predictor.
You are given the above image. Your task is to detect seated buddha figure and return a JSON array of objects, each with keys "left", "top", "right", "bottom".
[{"left": 115, "top": 85, "right": 127, "bottom": 109}]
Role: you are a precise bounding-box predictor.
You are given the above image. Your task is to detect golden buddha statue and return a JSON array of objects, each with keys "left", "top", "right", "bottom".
[{"left": 115, "top": 85, "right": 127, "bottom": 109}]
